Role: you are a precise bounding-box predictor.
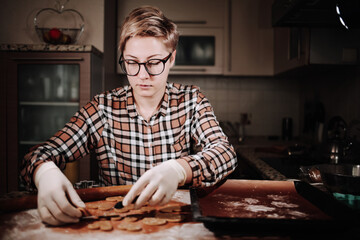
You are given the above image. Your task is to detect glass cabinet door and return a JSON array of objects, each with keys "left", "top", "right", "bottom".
[{"left": 18, "top": 64, "right": 80, "bottom": 164}]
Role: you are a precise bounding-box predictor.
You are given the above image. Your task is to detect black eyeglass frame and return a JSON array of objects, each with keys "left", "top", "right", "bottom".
[{"left": 118, "top": 52, "right": 173, "bottom": 76}]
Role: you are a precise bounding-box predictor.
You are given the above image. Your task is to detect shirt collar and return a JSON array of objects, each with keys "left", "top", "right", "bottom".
[
  {"left": 126, "top": 83, "right": 170, "bottom": 119},
  {"left": 158, "top": 84, "right": 169, "bottom": 117},
  {"left": 126, "top": 86, "right": 137, "bottom": 118}
]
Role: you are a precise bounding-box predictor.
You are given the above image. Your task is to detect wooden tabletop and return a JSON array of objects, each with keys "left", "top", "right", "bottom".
[
  {"left": 0, "top": 188, "right": 298, "bottom": 240},
  {"left": 0, "top": 190, "right": 219, "bottom": 240}
]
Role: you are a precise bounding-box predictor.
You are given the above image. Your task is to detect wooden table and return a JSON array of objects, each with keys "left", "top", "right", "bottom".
[
  {"left": 6, "top": 183, "right": 354, "bottom": 240},
  {"left": 0, "top": 190, "right": 223, "bottom": 240}
]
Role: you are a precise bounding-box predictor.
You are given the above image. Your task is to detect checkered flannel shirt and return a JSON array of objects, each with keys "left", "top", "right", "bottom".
[{"left": 21, "top": 83, "right": 237, "bottom": 188}]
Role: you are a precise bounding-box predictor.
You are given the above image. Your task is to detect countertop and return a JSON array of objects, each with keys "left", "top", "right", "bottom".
[
  {"left": 235, "top": 146, "right": 288, "bottom": 180},
  {"left": 233, "top": 137, "right": 301, "bottom": 180},
  {"left": 0, "top": 43, "right": 103, "bottom": 55}
]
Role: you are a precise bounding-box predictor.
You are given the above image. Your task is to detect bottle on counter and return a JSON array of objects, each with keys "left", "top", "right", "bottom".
[{"left": 282, "top": 117, "right": 293, "bottom": 141}]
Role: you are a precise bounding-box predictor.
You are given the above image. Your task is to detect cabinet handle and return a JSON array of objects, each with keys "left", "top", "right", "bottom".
[
  {"left": 12, "top": 57, "right": 84, "bottom": 61},
  {"left": 174, "top": 20, "right": 207, "bottom": 25}
]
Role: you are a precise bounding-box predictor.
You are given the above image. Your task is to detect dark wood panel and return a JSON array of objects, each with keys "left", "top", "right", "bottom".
[
  {"left": 2, "top": 50, "right": 103, "bottom": 192},
  {"left": 0, "top": 52, "right": 8, "bottom": 194}
]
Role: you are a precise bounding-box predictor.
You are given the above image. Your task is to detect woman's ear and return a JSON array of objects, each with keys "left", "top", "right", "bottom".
[{"left": 169, "top": 50, "right": 177, "bottom": 68}]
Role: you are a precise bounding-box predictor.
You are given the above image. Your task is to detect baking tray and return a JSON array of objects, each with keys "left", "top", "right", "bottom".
[{"left": 190, "top": 180, "right": 359, "bottom": 235}]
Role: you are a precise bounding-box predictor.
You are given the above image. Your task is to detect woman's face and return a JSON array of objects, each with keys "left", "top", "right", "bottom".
[{"left": 123, "top": 36, "right": 176, "bottom": 100}]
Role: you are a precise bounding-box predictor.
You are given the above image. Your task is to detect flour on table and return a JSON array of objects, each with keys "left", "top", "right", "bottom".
[
  {"left": 244, "top": 205, "right": 276, "bottom": 212},
  {"left": 267, "top": 194, "right": 287, "bottom": 201},
  {"left": 271, "top": 201, "right": 298, "bottom": 208},
  {"left": 243, "top": 198, "right": 259, "bottom": 204},
  {"left": 288, "top": 210, "right": 308, "bottom": 218},
  {"left": 266, "top": 213, "right": 287, "bottom": 219},
  {"left": 172, "top": 191, "right": 191, "bottom": 204},
  {"left": 218, "top": 201, "right": 246, "bottom": 212}
]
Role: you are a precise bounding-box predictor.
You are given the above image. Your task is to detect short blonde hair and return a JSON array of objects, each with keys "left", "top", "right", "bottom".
[{"left": 119, "top": 6, "right": 179, "bottom": 53}]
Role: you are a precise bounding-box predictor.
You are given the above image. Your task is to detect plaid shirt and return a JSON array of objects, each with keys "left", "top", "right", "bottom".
[{"left": 21, "top": 83, "right": 237, "bottom": 188}]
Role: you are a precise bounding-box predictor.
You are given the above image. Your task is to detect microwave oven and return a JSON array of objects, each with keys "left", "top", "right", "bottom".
[{"left": 171, "top": 27, "right": 224, "bottom": 75}]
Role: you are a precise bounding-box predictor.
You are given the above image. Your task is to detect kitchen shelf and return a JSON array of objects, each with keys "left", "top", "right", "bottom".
[{"left": 0, "top": 47, "right": 103, "bottom": 194}]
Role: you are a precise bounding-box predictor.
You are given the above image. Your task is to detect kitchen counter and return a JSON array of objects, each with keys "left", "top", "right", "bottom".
[
  {"left": 0, "top": 43, "right": 102, "bottom": 56},
  {"left": 235, "top": 146, "right": 288, "bottom": 180},
  {"left": 233, "top": 137, "right": 302, "bottom": 181}
]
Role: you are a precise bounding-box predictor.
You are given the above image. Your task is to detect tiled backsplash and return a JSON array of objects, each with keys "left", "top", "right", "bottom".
[
  {"left": 169, "top": 76, "right": 300, "bottom": 137},
  {"left": 115, "top": 67, "right": 359, "bottom": 139}
]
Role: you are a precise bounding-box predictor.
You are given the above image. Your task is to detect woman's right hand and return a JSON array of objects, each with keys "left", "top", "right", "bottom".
[{"left": 35, "top": 162, "right": 85, "bottom": 225}]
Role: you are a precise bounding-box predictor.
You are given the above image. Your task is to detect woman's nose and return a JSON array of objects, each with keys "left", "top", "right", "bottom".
[{"left": 138, "top": 64, "right": 149, "bottom": 79}]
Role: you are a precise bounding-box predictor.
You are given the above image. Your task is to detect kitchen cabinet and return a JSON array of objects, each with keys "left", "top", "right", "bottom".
[
  {"left": 0, "top": 45, "right": 103, "bottom": 194},
  {"left": 117, "top": 0, "right": 225, "bottom": 28},
  {"left": 274, "top": 27, "right": 360, "bottom": 74},
  {"left": 118, "top": 0, "right": 276, "bottom": 76},
  {"left": 224, "top": 0, "right": 274, "bottom": 76},
  {"left": 274, "top": 27, "right": 310, "bottom": 74}
]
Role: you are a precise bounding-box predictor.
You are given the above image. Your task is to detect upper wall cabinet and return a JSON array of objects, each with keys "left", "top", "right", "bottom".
[
  {"left": 117, "top": 0, "right": 275, "bottom": 76},
  {"left": 118, "top": 0, "right": 225, "bottom": 28},
  {"left": 274, "top": 27, "right": 360, "bottom": 74},
  {"left": 274, "top": 27, "right": 310, "bottom": 75},
  {"left": 224, "top": 0, "right": 274, "bottom": 76}
]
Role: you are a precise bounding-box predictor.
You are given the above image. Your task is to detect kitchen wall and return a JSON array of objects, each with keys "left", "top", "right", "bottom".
[
  {"left": 2, "top": 0, "right": 359, "bottom": 140},
  {"left": 168, "top": 75, "right": 301, "bottom": 137},
  {"left": 0, "top": 0, "right": 104, "bottom": 52}
]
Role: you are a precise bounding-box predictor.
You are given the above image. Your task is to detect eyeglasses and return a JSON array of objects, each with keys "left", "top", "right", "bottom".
[{"left": 119, "top": 53, "right": 172, "bottom": 76}]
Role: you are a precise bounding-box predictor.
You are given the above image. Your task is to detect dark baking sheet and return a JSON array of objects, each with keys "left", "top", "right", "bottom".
[{"left": 190, "top": 180, "right": 359, "bottom": 235}]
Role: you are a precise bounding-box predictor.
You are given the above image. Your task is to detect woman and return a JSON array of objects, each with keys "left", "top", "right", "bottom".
[{"left": 21, "top": 6, "right": 237, "bottom": 226}]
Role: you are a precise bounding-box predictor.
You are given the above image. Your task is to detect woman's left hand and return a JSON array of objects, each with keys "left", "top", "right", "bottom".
[{"left": 123, "top": 160, "right": 186, "bottom": 208}]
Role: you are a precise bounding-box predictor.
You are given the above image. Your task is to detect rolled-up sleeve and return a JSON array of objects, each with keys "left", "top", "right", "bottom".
[{"left": 181, "top": 91, "right": 237, "bottom": 187}]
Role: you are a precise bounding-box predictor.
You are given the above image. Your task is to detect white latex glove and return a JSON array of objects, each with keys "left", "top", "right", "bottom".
[
  {"left": 123, "top": 160, "right": 186, "bottom": 208},
  {"left": 34, "top": 162, "right": 85, "bottom": 226}
]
